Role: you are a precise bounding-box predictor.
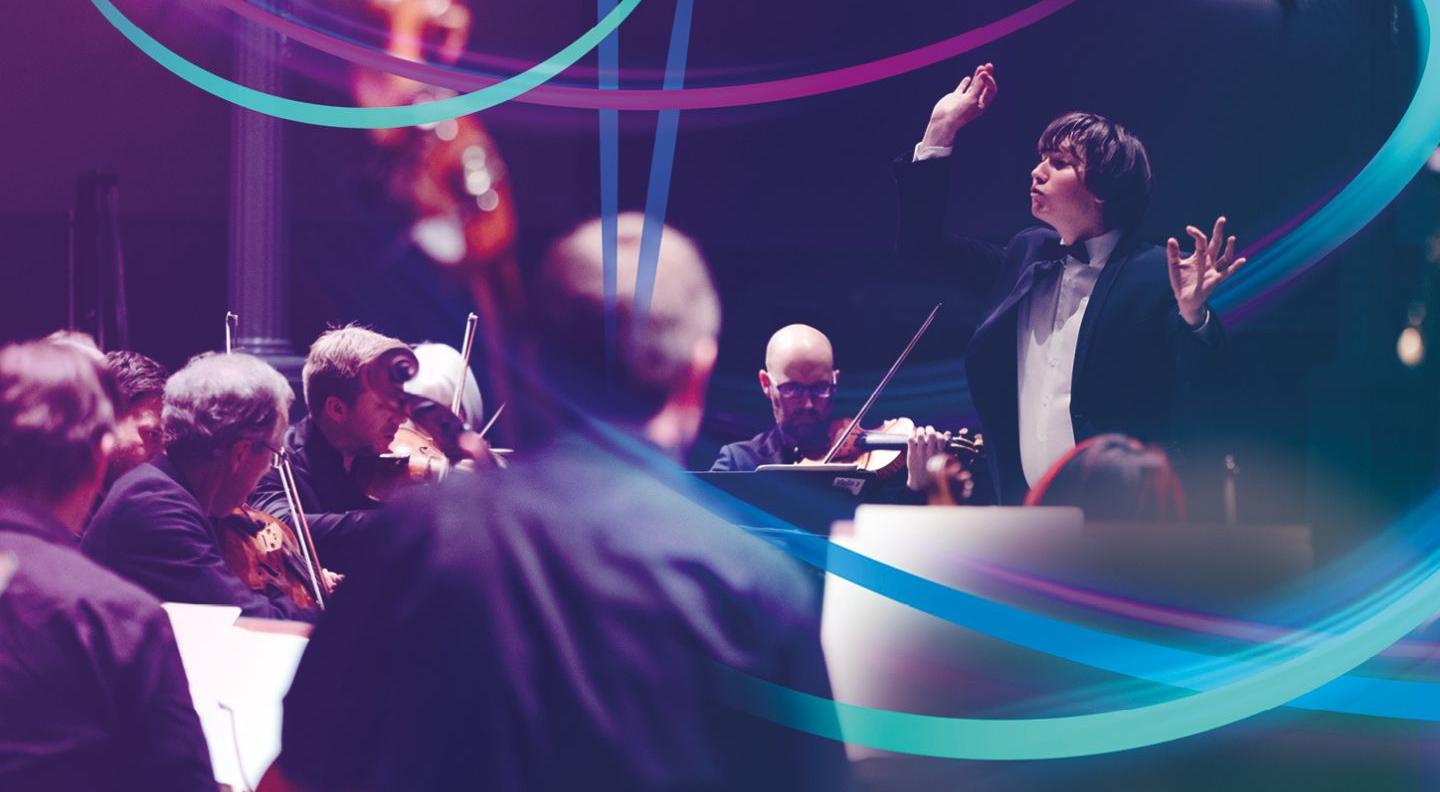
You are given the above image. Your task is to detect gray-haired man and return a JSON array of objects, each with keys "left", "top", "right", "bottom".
[{"left": 84, "top": 352, "right": 316, "bottom": 620}]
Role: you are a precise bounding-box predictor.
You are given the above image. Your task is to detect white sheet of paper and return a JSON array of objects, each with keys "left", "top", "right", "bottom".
[{"left": 163, "top": 604, "right": 308, "bottom": 790}]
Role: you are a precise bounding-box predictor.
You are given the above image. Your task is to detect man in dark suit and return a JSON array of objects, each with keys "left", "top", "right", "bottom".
[
  {"left": 260, "top": 213, "right": 850, "bottom": 792},
  {"left": 0, "top": 339, "right": 214, "bottom": 791},
  {"left": 84, "top": 352, "right": 317, "bottom": 620},
  {"left": 897, "top": 62, "right": 1246, "bottom": 504},
  {"left": 248, "top": 325, "right": 409, "bottom": 573}
]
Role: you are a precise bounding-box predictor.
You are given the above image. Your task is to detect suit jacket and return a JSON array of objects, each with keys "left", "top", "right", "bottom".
[
  {"left": 274, "top": 431, "right": 851, "bottom": 791},
  {"left": 0, "top": 498, "right": 214, "bottom": 792},
  {"left": 82, "top": 456, "right": 312, "bottom": 620},
  {"left": 895, "top": 155, "right": 1223, "bottom": 503},
  {"left": 249, "top": 416, "right": 382, "bottom": 574},
  {"left": 710, "top": 427, "right": 796, "bottom": 471}
]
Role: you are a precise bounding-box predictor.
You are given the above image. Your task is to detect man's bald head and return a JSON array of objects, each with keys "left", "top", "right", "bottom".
[
  {"left": 532, "top": 212, "right": 720, "bottom": 424},
  {"left": 765, "top": 324, "right": 834, "bottom": 374},
  {"left": 759, "top": 324, "right": 838, "bottom": 448}
]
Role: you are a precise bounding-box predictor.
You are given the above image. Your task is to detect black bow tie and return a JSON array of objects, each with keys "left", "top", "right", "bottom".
[{"left": 1040, "top": 238, "right": 1091, "bottom": 265}]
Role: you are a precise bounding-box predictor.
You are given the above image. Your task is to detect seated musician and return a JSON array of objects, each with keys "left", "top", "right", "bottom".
[
  {"left": 248, "top": 325, "right": 409, "bottom": 572},
  {"left": 0, "top": 339, "right": 213, "bottom": 790},
  {"left": 405, "top": 341, "right": 484, "bottom": 426},
  {"left": 1025, "top": 433, "right": 1187, "bottom": 522},
  {"left": 83, "top": 352, "right": 316, "bottom": 620},
  {"left": 101, "top": 350, "right": 168, "bottom": 485},
  {"left": 260, "top": 214, "right": 849, "bottom": 791},
  {"left": 711, "top": 322, "right": 952, "bottom": 495}
]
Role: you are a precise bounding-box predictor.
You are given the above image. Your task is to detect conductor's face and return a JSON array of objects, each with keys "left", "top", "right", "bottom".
[
  {"left": 1030, "top": 147, "right": 1105, "bottom": 240},
  {"left": 763, "top": 360, "right": 836, "bottom": 445}
]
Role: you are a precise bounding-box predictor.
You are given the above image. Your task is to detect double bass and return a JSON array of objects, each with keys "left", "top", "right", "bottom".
[{"left": 351, "top": 0, "right": 522, "bottom": 446}]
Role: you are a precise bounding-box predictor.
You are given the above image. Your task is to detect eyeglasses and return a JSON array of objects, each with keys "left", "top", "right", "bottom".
[
  {"left": 773, "top": 381, "right": 836, "bottom": 402},
  {"left": 255, "top": 441, "right": 286, "bottom": 468}
]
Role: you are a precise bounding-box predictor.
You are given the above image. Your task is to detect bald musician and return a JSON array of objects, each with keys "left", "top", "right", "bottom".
[{"left": 711, "top": 323, "right": 950, "bottom": 494}]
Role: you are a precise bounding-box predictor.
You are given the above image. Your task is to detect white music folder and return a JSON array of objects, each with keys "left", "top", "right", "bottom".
[{"left": 163, "top": 603, "right": 309, "bottom": 791}]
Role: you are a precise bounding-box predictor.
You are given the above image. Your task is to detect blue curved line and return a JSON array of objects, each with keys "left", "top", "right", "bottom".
[
  {"left": 764, "top": 529, "right": 1440, "bottom": 722},
  {"left": 1214, "top": 0, "right": 1440, "bottom": 313}
]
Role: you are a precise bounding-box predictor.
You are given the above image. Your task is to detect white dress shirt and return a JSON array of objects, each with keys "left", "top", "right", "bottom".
[
  {"left": 1015, "top": 229, "right": 1122, "bottom": 486},
  {"left": 909, "top": 143, "right": 1208, "bottom": 488}
]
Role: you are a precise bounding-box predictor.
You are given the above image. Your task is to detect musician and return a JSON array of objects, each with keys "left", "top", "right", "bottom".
[
  {"left": 0, "top": 340, "right": 214, "bottom": 791},
  {"left": 249, "top": 326, "right": 409, "bottom": 572},
  {"left": 1025, "top": 433, "right": 1187, "bottom": 523},
  {"left": 83, "top": 352, "right": 314, "bottom": 620},
  {"left": 260, "top": 214, "right": 850, "bottom": 791},
  {"left": 896, "top": 63, "right": 1244, "bottom": 503},
  {"left": 102, "top": 350, "right": 168, "bottom": 484},
  {"left": 711, "top": 323, "right": 953, "bottom": 494},
  {"left": 406, "top": 341, "right": 484, "bottom": 426}
]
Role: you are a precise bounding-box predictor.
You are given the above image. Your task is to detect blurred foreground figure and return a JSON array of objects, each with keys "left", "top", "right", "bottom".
[
  {"left": 0, "top": 340, "right": 212, "bottom": 791},
  {"left": 261, "top": 214, "right": 850, "bottom": 791},
  {"left": 1024, "top": 433, "right": 1187, "bottom": 522}
]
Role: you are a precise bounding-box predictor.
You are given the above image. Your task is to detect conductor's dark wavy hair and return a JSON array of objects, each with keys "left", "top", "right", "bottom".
[{"left": 1038, "top": 112, "right": 1152, "bottom": 231}]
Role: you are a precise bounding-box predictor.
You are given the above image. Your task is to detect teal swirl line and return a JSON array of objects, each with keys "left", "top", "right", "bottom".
[
  {"left": 1214, "top": 0, "right": 1440, "bottom": 311},
  {"left": 88, "top": 0, "right": 642, "bottom": 128},
  {"left": 715, "top": 0, "right": 1440, "bottom": 760},
  {"left": 719, "top": 503, "right": 1440, "bottom": 759}
]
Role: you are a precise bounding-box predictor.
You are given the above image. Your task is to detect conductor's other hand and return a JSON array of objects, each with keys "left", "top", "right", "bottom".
[
  {"left": 921, "top": 63, "right": 997, "bottom": 150},
  {"left": 1166, "top": 216, "right": 1248, "bottom": 328}
]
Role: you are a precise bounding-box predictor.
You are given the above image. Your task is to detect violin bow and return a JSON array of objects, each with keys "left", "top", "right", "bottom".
[
  {"left": 224, "top": 311, "right": 238, "bottom": 355},
  {"left": 476, "top": 402, "right": 504, "bottom": 440},
  {"left": 820, "top": 302, "right": 943, "bottom": 465},
  {"left": 274, "top": 451, "right": 328, "bottom": 609},
  {"left": 451, "top": 312, "right": 479, "bottom": 420}
]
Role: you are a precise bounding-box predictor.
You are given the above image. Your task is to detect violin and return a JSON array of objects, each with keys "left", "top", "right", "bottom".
[
  {"left": 791, "top": 305, "right": 984, "bottom": 484},
  {"left": 804, "top": 417, "right": 916, "bottom": 480},
  {"left": 223, "top": 312, "right": 334, "bottom": 609},
  {"left": 353, "top": 345, "right": 502, "bottom": 501},
  {"left": 215, "top": 506, "right": 321, "bottom": 610}
]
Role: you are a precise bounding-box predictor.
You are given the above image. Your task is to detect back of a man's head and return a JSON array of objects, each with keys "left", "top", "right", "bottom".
[
  {"left": 0, "top": 340, "right": 115, "bottom": 515},
  {"left": 531, "top": 213, "right": 720, "bottom": 424}
]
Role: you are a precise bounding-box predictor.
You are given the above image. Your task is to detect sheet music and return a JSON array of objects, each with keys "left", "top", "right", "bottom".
[{"left": 163, "top": 603, "right": 309, "bottom": 790}]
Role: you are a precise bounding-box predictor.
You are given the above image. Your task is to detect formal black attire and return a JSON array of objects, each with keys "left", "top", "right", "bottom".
[
  {"left": 274, "top": 430, "right": 851, "bottom": 791},
  {"left": 710, "top": 426, "right": 797, "bottom": 471},
  {"left": 249, "top": 416, "right": 382, "bottom": 573},
  {"left": 0, "top": 497, "right": 214, "bottom": 791},
  {"left": 82, "top": 457, "right": 313, "bottom": 620},
  {"left": 895, "top": 155, "right": 1223, "bottom": 503}
]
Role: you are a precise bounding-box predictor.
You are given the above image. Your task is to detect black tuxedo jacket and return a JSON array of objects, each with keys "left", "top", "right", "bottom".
[{"left": 895, "top": 155, "right": 1223, "bottom": 503}]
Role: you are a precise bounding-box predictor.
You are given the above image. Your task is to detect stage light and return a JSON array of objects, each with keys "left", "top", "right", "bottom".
[{"left": 1398, "top": 325, "right": 1424, "bottom": 367}]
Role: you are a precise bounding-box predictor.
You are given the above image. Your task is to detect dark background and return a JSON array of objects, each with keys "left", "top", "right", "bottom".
[{"left": 3, "top": 0, "right": 1439, "bottom": 562}]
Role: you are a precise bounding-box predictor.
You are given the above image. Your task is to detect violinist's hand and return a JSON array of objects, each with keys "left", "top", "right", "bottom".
[
  {"left": 322, "top": 569, "right": 344, "bottom": 591},
  {"left": 456, "top": 430, "right": 498, "bottom": 469},
  {"left": 906, "top": 425, "right": 950, "bottom": 492},
  {"left": 1167, "top": 216, "right": 1247, "bottom": 327},
  {"left": 921, "top": 63, "right": 997, "bottom": 150}
]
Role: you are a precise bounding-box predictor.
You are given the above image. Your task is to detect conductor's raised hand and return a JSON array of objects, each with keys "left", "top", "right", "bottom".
[
  {"left": 921, "top": 63, "right": 997, "bottom": 150},
  {"left": 1166, "top": 216, "right": 1247, "bottom": 327}
]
